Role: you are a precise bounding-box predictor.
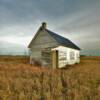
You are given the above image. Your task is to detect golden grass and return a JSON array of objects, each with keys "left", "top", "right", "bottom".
[{"left": 0, "top": 56, "right": 100, "bottom": 100}]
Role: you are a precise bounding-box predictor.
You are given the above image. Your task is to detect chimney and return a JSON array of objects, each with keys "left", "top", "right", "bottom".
[{"left": 41, "top": 22, "right": 47, "bottom": 29}]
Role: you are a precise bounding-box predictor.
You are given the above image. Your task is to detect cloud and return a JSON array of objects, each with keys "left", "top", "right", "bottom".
[
  {"left": 0, "top": 0, "right": 100, "bottom": 55},
  {"left": 0, "top": 36, "right": 31, "bottom": 46}
]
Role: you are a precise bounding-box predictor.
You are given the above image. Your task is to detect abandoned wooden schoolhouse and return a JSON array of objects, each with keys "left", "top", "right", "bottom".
[{"left": 28, "top": 22, "right": 81, "bottom": 68}]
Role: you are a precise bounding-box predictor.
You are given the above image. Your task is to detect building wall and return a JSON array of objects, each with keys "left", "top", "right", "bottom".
[
  {"left": 29, "top": 29, "right": 80, "bottom": 68},
  {"left": 29, "top": 30, "right": 58, "bottom": 66},
  {"left": 52, "top": 46, "right": 80, "bottom": 68}
]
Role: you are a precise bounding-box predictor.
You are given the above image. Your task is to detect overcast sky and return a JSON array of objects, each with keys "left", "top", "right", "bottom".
[{"left": 0, "top": 0, "right": 100, "bottom": 55}]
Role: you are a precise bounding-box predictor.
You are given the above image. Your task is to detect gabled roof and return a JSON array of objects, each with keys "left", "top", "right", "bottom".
[
  {"left": 46, "top": 29, "right": 80, "bottom": 50},
  {"left": 28, "top": 22, "right": 80, "bottom": 50}
]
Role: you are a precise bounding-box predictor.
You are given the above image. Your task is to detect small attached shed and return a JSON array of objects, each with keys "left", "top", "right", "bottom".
[{"left": 28, "top": 22, "right": 81, "bottom": 68}]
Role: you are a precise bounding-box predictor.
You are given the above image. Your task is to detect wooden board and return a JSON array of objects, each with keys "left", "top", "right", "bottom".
[
  {"left": 41, "top": 49, "right": 52, "bottom": 66},
  {"left": 52, "top": 50, "right": 58, "bottom": 69}
]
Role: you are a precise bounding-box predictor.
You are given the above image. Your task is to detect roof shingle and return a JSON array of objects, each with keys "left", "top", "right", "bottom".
[{"left": 46, "top": 29, "right": 80, "bottom": 50}]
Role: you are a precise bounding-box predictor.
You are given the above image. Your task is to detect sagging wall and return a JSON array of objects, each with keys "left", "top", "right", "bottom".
[{"left": 52, "top": 46, "right": 80, "bottom": 68}]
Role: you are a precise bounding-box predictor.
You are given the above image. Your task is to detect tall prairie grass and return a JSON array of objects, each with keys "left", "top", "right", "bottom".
[{"left": 0, "top": 56, "right": 100, "bottom": 100}]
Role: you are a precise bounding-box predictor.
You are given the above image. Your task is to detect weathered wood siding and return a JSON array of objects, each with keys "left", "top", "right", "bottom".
[
  {"left": 30, "top": 30, "right": 58, "bottom": 66},
  {"left": 52, "top": 46, "right": 80, "bottom": 68},
  {"left": 41, "top": 49, "right": 52, "bottom": 66}
]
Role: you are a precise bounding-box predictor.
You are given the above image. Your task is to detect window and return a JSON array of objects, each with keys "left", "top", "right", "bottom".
[
  {"left": 70, "top": 51, "right": 75, "bottom": 60},
  {"left": 58, "top": 51, "right": 67, "bottom": 67},
  {"left": 76, "top": 52, "right": 80, "bottom": 59},
  {"left": 76, "top": 53, "right": 79, "bottom": 58},
  {"left": 59, "top": 51, "right": 67, "bottom": 61}
]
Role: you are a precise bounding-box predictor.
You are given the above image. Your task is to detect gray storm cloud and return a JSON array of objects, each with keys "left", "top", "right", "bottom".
[{"left": 0, "top": 0, "right": 100, "bottom": 55}]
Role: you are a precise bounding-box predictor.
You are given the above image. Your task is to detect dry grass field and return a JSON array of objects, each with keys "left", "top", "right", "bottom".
[{"left": 0, "top": 56, "right": 100, "bottom": 100}]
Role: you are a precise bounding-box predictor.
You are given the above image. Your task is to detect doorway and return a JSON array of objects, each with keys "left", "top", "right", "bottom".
[{"left": 52, "top": 50, "right": 58, "bottom": 69}]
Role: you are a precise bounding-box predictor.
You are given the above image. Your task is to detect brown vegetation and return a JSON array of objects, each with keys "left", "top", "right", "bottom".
[{"left": 0, "top": 56, "right": 100, "bottom": 100}]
